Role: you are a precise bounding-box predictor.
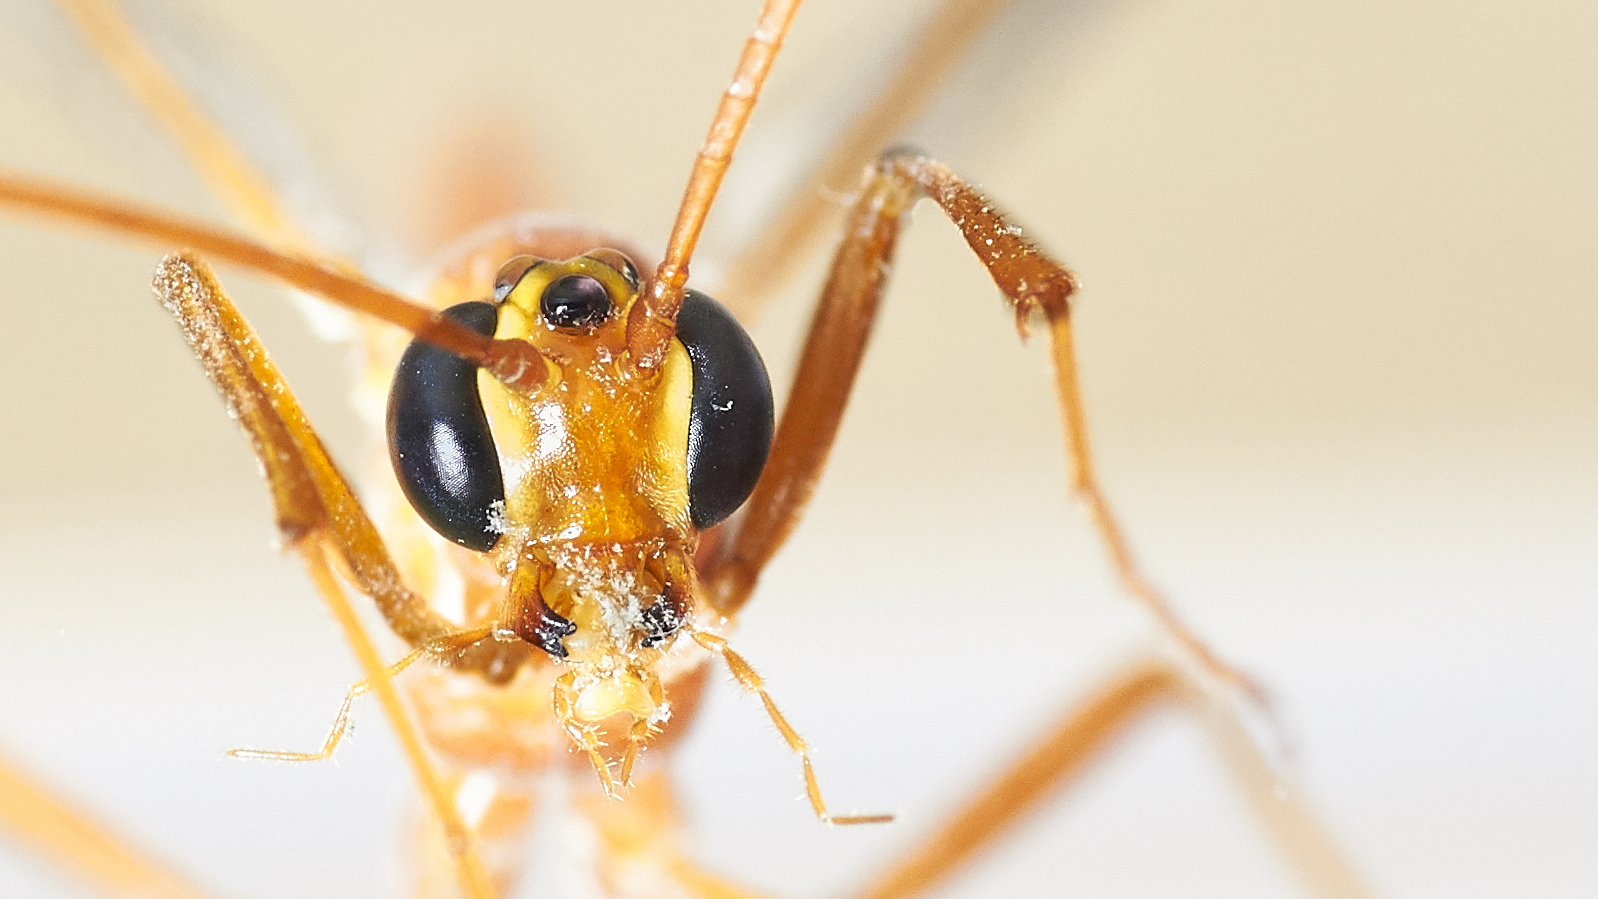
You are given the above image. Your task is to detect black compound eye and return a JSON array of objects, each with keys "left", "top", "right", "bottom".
[
  {"left": 387, "top": 301, "right": 506, "bottom": 552},
  {"left": 540, "top": 274, "right": 613, "bottom": 330},
  {"left": 677, "top": 290, "right": 774, "bottom": 530}
]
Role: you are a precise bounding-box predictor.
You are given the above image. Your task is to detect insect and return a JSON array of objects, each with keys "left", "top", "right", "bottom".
[{"left": 3, "top": 0, "right": 1593, "bottom": 898}]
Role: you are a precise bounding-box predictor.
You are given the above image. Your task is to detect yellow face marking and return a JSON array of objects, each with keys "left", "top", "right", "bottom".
[
  {"left": 472, "top": 252, "right": 701, "bottom": 786},
  {"left": 478, "top": 254, "right": 693, "bottom": 550}
]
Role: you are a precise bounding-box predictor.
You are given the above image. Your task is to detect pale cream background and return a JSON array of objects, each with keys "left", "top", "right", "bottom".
[{"left": 0, "top": 0, "right": 1593, "bottom": 897}]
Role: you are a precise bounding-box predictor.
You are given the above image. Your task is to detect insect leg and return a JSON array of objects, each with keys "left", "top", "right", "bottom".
[
  {"left": 719, "top": 0, "right": 1021, "bottom": 316},
  {"left": 848, "top": 659, "right": 1179, "bottom": 899},
  {"left": 225, "top": 644, "right": 434, "bottom": 763},
  {"left": 704, "top": 148, "right": 1245, "bottom": 689},
  {"left": 0, "top": 748, "right": 218, "bottom": 899},
  {"left": 848, "top": 655, "right": 1369, "bottom": 899},
  {"left": 695, "top": 154, "right": 907, "bottom": 614},
  {"left": 151, "top": 253, "right": 504, "bottom": 899},
  {"left": 880, "top": 150, "right": 1254, "bottom": 691},
  {"left": 688, "top": 630, "right": 891, "bottom": 826},
  {"left": 702, "top": 148, "right": 1370, "bottom": 896}
]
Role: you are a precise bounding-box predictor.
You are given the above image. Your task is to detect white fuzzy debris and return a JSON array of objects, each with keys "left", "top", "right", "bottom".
[
  {"left": 486, "top": 499, "right": 509, "bottom": 535},
  {"left": 648, "top": 700, "right": 672, "bottom": 728},
  {"left": 598, "top": 590, "right": 643, "bottom": 648},
  {"left": 534, "top": 404, "right": 569, "bottom": 459}
]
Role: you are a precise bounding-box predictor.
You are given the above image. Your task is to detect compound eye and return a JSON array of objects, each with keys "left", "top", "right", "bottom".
[
  {"left": 585, "top": 248, "right": 640, "bottom": 291},
  {"left": 493, "top": 256, "right": 543, "bottom": 303},
  {"left": 541, "top": 274, "right": 613, "bottom": 330},
  {"left": 386, "top": 301, "right": 505, "bottom": 552},
  {"left": 677, "top": 290, "right": 774, "bottom": 530}
]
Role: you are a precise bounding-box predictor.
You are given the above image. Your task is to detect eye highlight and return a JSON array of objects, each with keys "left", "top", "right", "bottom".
[
  {"left": 541, "top": 274, "right": 614, "bottom": 330},
  {"left": 493, "top": 256, "right": 543, "bottom": 303},
  {"left": 585, "top": 248, "right": 640, "bottom": 291}
]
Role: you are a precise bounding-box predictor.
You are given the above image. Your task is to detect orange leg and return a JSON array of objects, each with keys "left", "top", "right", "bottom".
[
  {"left": 718, "top": 0, "right": 1022, "bottom": 317},
  {"left": 0, "top": 748, "right": 220, "bottom": 899},
  {"left": 701, "top": 149, "right": 1369, "bottom": 898},
  {"left": 689, "top": 629, "right": 892, "bottom": 826},
  {"left": 225, "top": 643, "right": 455, "bottom": 763},
  {"left": 848, "top": 661, "right": 1180, "bottom": 899},
  {"left": 150, "top": 254, "right": 502, "bottom": 899},
  {"left": 703, "top": 149, "right": 1245, "bottom": 696},
  {"left": 846, "top": 658, "right": 1372, "bottom": 899}
]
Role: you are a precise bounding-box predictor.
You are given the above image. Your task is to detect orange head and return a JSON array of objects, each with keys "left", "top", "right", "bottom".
[{"left": 387, "top": 249, "right": 773, "bottom": 790}]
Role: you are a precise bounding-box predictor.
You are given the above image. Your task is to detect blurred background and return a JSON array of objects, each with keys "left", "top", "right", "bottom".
[{"left": 0, "top": 0, "right": 1593, "bottom": 897}]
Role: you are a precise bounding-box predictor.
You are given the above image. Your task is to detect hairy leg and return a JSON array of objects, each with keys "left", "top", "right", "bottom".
[{"left": 151, "top": 253, "right": 501, "bottom": 899}]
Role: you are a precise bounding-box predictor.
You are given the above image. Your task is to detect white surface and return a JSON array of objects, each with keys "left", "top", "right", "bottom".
[{"left": 0, "top": 1, "right": 1593, "bottom": 897}]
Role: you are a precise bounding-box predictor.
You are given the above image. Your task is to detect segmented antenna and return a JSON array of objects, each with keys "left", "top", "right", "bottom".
[{"left": 628, "top": 0, "right": 804, "bottom": 368}]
